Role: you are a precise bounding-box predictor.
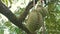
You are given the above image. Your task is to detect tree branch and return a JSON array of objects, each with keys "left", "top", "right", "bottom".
[{"left": 0, "top": 0, "right": 19, "bottom": 28}]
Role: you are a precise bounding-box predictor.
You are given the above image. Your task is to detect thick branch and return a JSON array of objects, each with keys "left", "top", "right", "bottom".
[{"left": 0, "top": 1, "right": 19, "bottom": 27}]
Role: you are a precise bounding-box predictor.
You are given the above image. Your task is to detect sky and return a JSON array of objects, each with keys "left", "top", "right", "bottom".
[{"left": 10, "top": 0, "right": 29, "bottom": 13}]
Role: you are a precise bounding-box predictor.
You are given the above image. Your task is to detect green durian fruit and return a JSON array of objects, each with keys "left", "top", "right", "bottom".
[{"left": 25, "top": 9, "right": 43, "bottom": 33}]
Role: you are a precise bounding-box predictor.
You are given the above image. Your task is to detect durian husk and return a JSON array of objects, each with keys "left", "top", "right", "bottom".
[{"left": 25, "top": 9, "right": 43, "bottom": 33}]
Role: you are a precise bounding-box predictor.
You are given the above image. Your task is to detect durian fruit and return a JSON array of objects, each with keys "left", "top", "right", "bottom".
[{"left": 25, "top": 9, "right": 43, "bottom": 33}]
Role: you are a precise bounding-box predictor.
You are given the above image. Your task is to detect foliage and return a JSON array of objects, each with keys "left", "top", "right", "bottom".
[{"left": 45, "top": 0, "right": 60, "bottom": 34}]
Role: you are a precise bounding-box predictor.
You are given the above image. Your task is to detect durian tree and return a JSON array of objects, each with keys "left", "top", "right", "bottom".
[{"left": 0, "top": 0, "right": 60, "bottom": 34}]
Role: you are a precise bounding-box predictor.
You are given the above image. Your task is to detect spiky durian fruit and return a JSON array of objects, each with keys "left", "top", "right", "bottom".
[{"left": 25, "top": 9, "right": 43, "bottom": 33}]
